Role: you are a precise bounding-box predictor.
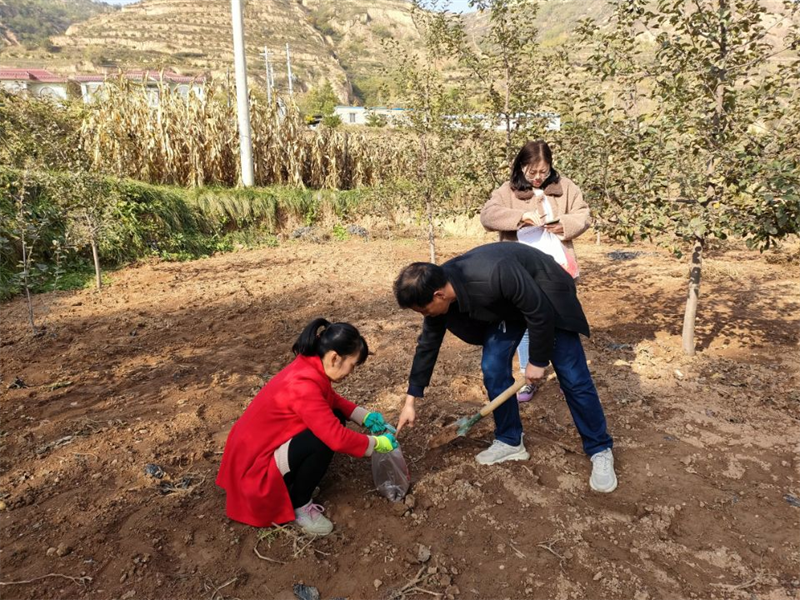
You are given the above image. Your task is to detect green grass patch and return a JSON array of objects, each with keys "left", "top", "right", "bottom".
[{"left": 1, "top": 167, "right": 378, "bottom": 301}]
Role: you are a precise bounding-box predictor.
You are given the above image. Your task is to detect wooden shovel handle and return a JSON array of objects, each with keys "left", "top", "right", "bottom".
[{"left": 478, "top": 379, "right": 527, "bottom": 418}]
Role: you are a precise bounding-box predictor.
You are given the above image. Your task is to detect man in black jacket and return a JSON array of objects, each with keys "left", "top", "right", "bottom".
[{"left": 393, "top": 242, "right": 616, "bottom": 493}]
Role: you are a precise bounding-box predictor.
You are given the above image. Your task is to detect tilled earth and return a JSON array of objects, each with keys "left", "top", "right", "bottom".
[{"left": 1, "top": 233, "right": 799, "bottom": 600}]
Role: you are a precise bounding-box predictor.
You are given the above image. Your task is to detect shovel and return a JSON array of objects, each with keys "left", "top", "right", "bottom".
[{"left": 428, "top": 379, "right": 527, "bottom": 449}]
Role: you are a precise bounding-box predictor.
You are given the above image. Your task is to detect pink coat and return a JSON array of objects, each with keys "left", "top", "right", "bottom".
[{"left": 480, "top": 176, "right": 591, "bottom": 264}]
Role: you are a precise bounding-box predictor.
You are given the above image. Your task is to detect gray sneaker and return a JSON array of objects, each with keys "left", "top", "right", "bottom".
[
  {"left": 476, "top": 438, "right": 530, "bottom": 465},
  {"left": 294, "top": 502, "right": 333, "bottom": 536},
  {"left": 589, "top": 448, "right": 618, "bottom": 493}
]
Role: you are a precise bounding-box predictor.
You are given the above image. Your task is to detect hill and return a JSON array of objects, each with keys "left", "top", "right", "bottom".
[
  {"left": 6, "top": 0, "right": 422, "bottom": 102},
  {"left": 0, "top": 0, "right": 116, "bottom": 47},
  {"left": 0, "top": 0, "right": 794, "bottom": 103}
]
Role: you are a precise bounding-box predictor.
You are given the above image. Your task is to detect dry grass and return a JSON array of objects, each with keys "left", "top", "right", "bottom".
[{"left": 80, "top": 78, "right": 416, "bottom": 189}]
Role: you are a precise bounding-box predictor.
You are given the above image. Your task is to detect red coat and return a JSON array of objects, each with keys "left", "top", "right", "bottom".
[{"left": 215, "top": 354, "right": 371, "bottom": 527}]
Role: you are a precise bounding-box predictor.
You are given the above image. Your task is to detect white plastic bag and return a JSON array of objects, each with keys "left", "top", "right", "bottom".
[
  {"left": 371, "top": 447, "right": 410, "bottom": 502},
  {"left": 518, "top": 225, "right": 567, "bottom": 265},
  {"left": 518, "top": 225, "right": 580, "bottom": 278}
]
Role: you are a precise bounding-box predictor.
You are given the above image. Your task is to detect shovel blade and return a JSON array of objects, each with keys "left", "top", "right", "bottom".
[{"left": 428, "top": 415, "right": 476, "bottom": 449}]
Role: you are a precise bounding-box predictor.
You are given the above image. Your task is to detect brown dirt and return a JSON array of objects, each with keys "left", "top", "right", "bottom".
[{"left": 1, "top": 233, "right": 799, "bottom": 600}]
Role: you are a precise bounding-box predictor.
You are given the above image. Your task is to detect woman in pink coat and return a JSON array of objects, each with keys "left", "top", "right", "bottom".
[{"left": 480, "top": 139, "right": 592, "bottom": 402}]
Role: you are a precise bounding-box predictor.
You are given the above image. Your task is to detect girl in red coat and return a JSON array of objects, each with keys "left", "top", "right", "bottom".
[{"left": 216, "top": 318, "right": 397, "bottom": 535}]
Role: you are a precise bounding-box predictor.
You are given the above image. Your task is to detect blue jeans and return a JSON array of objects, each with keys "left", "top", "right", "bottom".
[{"left": 484, "top": 323, "right": 613, "bottom": 456}]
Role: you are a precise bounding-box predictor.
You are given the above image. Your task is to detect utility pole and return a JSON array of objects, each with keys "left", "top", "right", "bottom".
[
  {"left": 269, "top": 57, "right": 275, "bottom": 99},
  {"left": 260, "top": 46, "right": 272, "bottom": 105},
  {"left": 286, "top": 42, "right": 293, "bottom": 97},
  {"left": 230, "top": 0, "right": 254, "bottom": 186}
]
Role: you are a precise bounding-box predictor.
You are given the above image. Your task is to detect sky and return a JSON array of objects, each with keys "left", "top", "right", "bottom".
[{"left": 447, "top": 0, "right": 477, "bottom": 12}]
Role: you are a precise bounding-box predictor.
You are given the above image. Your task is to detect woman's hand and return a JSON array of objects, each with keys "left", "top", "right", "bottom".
[
  {"left": 396, "top": 395, "right": 416, "bottom": 435},
  {"left": 521, "top": 211, "right": 544, "bottom": 227},
  {"left": 544, "top": 222, "right": 564, "bottom": 236}
]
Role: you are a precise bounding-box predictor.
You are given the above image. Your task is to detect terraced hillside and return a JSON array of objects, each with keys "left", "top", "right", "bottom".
[
  {"left": 0, "top": 0, "right": 115, "bottom": 47},
  {"left": 0, "top": 0, "right": 794, "bottom": 102},
  {"left": 50, "top": 0, "right": 352, "bottom": 95},
  {"left": 30, "top": 0, "right": 427, "bottom": 100}
]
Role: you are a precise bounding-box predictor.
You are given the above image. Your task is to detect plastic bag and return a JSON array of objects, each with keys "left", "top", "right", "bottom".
[
  {"left": 372, "top": 447, "right": 411, "bottom": 502},
  {"left": 517, "top": 225, "right": 580, "bottom": 279}
]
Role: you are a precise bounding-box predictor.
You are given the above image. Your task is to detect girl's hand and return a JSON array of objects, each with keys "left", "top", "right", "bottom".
[
  {"left": 363, "top": 411, "right": 388, "bottom": 434},
  {"left": 373, "top": 433, "right": 398, "bottom": 453}
]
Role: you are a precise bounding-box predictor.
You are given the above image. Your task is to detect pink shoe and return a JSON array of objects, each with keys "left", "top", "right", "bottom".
[{"left": 517, "top": 383, "right": 539, "bottom": 403}]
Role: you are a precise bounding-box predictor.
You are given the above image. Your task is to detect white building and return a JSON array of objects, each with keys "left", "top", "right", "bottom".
[
  {"left": 0, "top": 67, "right": 205, "bottom": 105},
  {"left": 74, "top": 70, "right": 206, "bottom": 105},
  {"left": 0, "top": 68, "right": 69, "bottom": 100},
  {"left": 334, "top": 105, "right": 409, "bottom": 127},
  {"left": 333, "top": 105, "right": 560, "bottom": 131}
]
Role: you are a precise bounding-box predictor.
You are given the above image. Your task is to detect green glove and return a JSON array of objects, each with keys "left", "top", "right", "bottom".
[
  {"left": 373, "top": 433, "right": 398, "bottom": 453},
  {"left": 363, "top": 412, "right": 388, "bottom": 434}
]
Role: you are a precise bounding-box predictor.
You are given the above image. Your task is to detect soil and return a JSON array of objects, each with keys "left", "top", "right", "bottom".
[{"left": 1, "top": 231, "right": 799, "bottom": 600}]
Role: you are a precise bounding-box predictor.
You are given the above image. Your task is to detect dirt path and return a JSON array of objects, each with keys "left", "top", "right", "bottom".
[{"left": 1, "top": 235, "right": 799, "bottom": 600}]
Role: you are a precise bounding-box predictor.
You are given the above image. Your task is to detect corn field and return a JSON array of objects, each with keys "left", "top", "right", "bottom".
[{"left": 80, "top": 79, "right": 416, "bottom": 189}]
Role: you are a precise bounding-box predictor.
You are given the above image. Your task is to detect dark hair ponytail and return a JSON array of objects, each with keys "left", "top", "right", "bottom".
[{"left": 292, "top": 318, "right": 369, "bottom": 365}]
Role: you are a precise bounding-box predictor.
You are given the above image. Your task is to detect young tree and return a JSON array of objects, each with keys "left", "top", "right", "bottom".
[
  {"left": 300, "top": 80, "right": 341, "bottom": 126},
  {"left": 567, "top": 0, "right": 672, "bottom": 243},
  {"left": 466, "top": 0, "right": 548, "bottom": 164},
  {"left": 649, "top": 0, "right": 800, "bottom": 354},
  {"left": 386, "top": 1, "right": 466, "bottom": 262},
  {"left": 7, "top": 166, "right": 60, "bottom": 334},
  {"left": 62, "top": 172, "right": 116, "bottom": 290},
  {"left": 576, "top": 0, "right": 800, "bottom": 355}
]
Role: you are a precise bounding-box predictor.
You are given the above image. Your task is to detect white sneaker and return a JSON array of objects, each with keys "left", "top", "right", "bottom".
[
  {"left": 294, "top": 502, "right": 333, "bottom": 536},
  {"left": 476, "top": 438, "right": 530, "bottom": 465},
  {"left": 590, "top": 448, "right": 617, "bottom": 493}
]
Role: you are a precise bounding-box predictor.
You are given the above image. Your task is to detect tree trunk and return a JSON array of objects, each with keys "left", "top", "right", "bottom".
[
  {"left": 418, "top": 133, "right": 436, "bottom": 263},
  {"left": 91, "top": 237, "right": 102, "bottom": 290},
  {"left": 426, "top": 196, "right": 436, "bottom": 264},
  {"left": 681, "top": 235, "right": 704, "bottom": 355},
  {"left": 504, "top": 61, "right": 512, "bottom": 165},
  {"left": 21, "top": 240, "right": 36, "bottom": 334}
]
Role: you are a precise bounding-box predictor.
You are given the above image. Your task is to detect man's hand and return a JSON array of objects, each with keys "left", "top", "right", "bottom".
[
  {"left": 396, "top": 395, "right": 416, "bottom": 435},
  {"left": 524, "top": 362, "right": 546, "bottom": 384}
]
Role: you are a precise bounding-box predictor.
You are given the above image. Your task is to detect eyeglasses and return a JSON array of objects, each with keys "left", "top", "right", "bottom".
[{"left": 523, "top": 165, "right": 551, "bottom": 179}]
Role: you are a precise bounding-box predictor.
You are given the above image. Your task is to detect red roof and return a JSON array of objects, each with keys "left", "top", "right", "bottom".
[{"left": 0, "top": 68, "right": 67, "bottom": 83}]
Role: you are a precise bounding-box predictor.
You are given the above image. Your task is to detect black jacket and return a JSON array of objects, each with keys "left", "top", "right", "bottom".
[{"left": 407, "top": 242, "right": 590, "bottom": 395}]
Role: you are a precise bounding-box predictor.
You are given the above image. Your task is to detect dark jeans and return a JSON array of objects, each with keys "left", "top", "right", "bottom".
[
  {"left": 282, "top": 411, "right": 345, "bottom": 508},
  {"left": 483, "top": 322, "right": 613, "bottom": 456}
]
